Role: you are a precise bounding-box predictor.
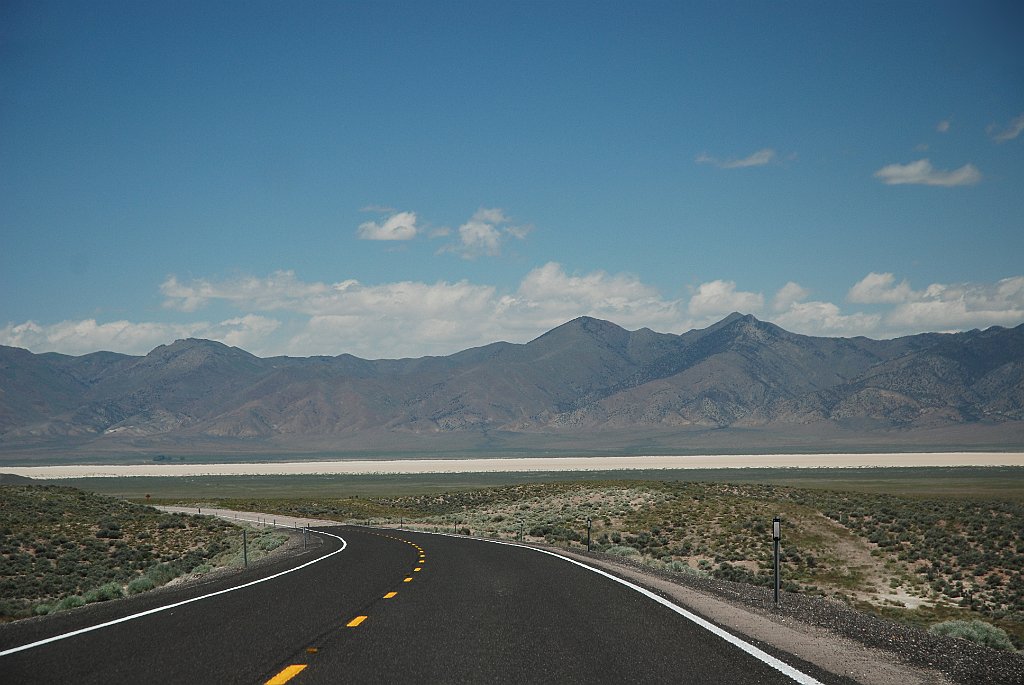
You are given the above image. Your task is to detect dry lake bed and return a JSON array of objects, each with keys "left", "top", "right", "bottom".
[{"left": 5, "top": 451, "right": 1024, "bottom": 479}]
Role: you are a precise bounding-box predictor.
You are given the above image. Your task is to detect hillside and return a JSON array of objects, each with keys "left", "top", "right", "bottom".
[
  {"left": 0, "top": 485, "right": 285, "bottom": 620},
  {"left": 1, "top": 314, "right": 1023, "bottom": 460}
]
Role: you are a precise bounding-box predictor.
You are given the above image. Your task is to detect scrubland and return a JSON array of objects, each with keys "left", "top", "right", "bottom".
[
  {"left": 198, "top": 478, "right": 1023, "bottom": 649},
  {"left": 0, "top": 486, "right": 285, "bottom": 621}
]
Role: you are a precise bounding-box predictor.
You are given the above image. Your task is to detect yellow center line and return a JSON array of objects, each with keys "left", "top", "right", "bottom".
[
  {"left": 383, "top": 591, "right": 398, "bottom": 599},
  {"left": 403, "top": 577, "right": 413, "bottom": 583},
  {"left": 346, "top": 615, "right": 368, "bottom": 627},
  {"left": 266, "top": 664, "right": 307, "bottom": 685},
  {"left": 414, "top": 567, "right": 421, "bottom": 572}
]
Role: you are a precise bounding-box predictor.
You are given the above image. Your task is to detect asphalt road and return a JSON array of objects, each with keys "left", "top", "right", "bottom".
[{"left": 1, "top": 526, "right": 836, "bottom": 684}]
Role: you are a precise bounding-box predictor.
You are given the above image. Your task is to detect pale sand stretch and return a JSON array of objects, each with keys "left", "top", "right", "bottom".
[{"left": 5, "top": 452, "right": 1024, "bottom": 479}]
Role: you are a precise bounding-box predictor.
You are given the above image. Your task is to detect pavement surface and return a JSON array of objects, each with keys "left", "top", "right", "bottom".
[{"left": 0, "top": 521, "right": 843, "bottom": 684}]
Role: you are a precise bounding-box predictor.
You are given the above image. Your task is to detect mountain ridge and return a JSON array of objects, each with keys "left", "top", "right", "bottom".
[{"left": 2, "top": 314, "right": 1022, "bottom": 459}]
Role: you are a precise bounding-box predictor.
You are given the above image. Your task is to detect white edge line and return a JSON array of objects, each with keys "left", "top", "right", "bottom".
[
  {"left": 396, "top": 528, "right": 824, "bottom": 685},
  {"left": 0, "top": 518, "right": 347, "bottom": 658}
]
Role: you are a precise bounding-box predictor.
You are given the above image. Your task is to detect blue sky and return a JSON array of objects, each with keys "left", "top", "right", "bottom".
[{"left": 2, "top": 1, "right": 1022, "bottom": 358}]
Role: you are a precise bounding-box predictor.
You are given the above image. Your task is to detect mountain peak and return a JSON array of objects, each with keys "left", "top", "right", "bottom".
[{"left": 530, "top": 316, "right": 630, "bottom": 348}]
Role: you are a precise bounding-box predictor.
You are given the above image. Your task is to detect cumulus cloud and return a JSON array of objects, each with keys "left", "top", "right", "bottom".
[
  {"left": 696, "top": 148, "right": 776, "bottom": 169},
  {"left": 988, "top": 113, "right": 1024, "bottom": 143},
  {"left": 0, "top": 316, "right": 280, "bottom": 357},
  {"left": 848, "top": 272, "right": 916, "bottom": 304},
  {"left": 884, "top": 276, "right": 1024, "bottom": 332},
  {"left": 873, "top": 158, "right": 981, "bottom": 187},
  {"left": 11, "top": 267, "right": 1024, "bottom": 359},
  {"left": 688, "top": 280, "right": 764, "bottom": 317},
  {"left": 447, "top": 208, "right": 530, "bottom": 259},
  {"left": 773, "top": 301, "right": 882, "bottom": 337},
  {"left": 773, "top": 281, "right": 810, "bottom": 312},
  {"left": 936, "top": 119, "right": 951, "bottom": 133},
  {"left": 357, "top": 210, "right": 419, "bottom": 240}
]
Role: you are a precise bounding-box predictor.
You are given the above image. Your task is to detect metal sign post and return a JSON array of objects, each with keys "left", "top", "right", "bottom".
[
  {"left": 773, "top": 516, "right": 781, "bottom": 607},
  {"left": 586, "top": 518, "right": 592, "bottom": 552}
]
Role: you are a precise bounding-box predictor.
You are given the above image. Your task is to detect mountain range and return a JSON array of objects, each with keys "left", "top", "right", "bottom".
[{"left": 2, "top": 313, "right": 1022, "bottom": 462}]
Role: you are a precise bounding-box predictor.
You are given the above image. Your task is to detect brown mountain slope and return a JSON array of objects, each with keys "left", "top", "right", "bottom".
[{"left": 1, "top": 314, "right": 1022, "bottom": 458}]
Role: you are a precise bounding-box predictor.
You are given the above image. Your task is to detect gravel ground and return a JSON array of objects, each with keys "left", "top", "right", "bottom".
[{"left": 567, "top": 547, "right": 1024, "bottom": 685}]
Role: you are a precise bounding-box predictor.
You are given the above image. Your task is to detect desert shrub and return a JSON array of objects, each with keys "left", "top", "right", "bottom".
[
  {"left": 665, "top": 560, "right": 708, "bottom": 577},
  {"left": 55, "top": 595, "right": 85, "bottom": 612},
  {"left": 127, "top": 576, "right": 155, "bottom": 594},
  {"left": 928, "top": 619, "right": 1016, "bottom": 651},
  {"left": 605, "top": 545, "right": 640, "bottom": 557},
  {"left": 84, "top": 582, "right": 124, "bottom": 603},
  {"left": 145, "top": 563, "right": 178, "bottom": 586},
  {"left": 33, "top": 603, "right": 52, "bottom": 616},
  {"left": 254, "top": 533, "right": 285, "bottom": 551}
]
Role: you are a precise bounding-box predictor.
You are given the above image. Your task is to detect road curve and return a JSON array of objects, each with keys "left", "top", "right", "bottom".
[{"left": 1, "top": 525, "right": 837, "bottom": 684}]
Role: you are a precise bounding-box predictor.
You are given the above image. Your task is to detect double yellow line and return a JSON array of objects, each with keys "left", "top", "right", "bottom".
[{"left": 265, "top": 533, "right": 426, "bottom": 684}]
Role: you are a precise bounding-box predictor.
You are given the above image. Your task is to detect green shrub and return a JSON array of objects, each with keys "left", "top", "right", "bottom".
[
  {"left": 928, "top": 619, "right": 1016, "bottom": 651},
  {"left": 55, "top": 595, "right": 85, "bottom": 612},
  {"left": 145, "top": 563, "right": 177, "bottom": 586},
  {"left": 33, "top": 603, "right": 52, "bottom": 616},
  {"left": 84, "top": 582, "right": 124, "bottom": 604},
  {"left": 605, "top": 545, "right": 640, "bottom": 557},
  {"left": 127, "top": 576, "right": 156, "bottom": 594}
]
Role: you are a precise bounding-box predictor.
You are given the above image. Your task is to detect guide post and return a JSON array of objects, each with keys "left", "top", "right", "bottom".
[{"left": 773, "top": 516, "right": 781, "bottom": 607}]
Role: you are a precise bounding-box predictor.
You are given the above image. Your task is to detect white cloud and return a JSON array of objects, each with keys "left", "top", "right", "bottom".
[
  {"left": 936, "top": 119, "right": 951, "bottom": 133},
  {"left": 873, "top": 158, "right": 981, "bottom": 187},
  {"left": 357, "top": 210, "right": 419, "bottom": 240},
  {"left": 884, "top": 276, "right": 1024, "bottom": 331},
  {"left": 773, "top": 281, "right": 810, "bottom": 312},
  {"left": 11, "top": 267, "right": 1024, "bottom": 359},
  {"left": 848, "top": 272, "right": 915, "bottom": 304},
  {"left": 988, "top": 113, "right": 1024, "bottom": 143},
  {"left": 448, "top": 208, "right": 530, "bottom": 259},
  {"left": 696, "top": 148, "right": 776, "bottom": 169},
  {"left": 688, "top": 280, "right": 764, "bottom": 317},
  {"left": 162, "top": 271, "right": 334, "bottom": 313},
  {"left": 773, "top": 301, "right": 881, "bottom": 337},
  {"left": 0, "top": 316, "right": 280, "bottom": 357}
]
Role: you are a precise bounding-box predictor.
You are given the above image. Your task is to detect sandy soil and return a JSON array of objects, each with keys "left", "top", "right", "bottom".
[{"left": 4, "top": 451, "right": 1023, "bottom": 479}]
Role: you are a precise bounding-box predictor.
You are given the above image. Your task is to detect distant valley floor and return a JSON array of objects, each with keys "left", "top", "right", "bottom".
[{"left": 5, "top": 451, "right": 1024, "bottom": 479}]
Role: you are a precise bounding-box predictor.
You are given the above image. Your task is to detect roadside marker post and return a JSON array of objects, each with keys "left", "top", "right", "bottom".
[
  {"left": 586, "top": 518, "right": 592, "bottom": 552},
  {"left": 773, "top": 516, "right": 781, "bottom": 607}
]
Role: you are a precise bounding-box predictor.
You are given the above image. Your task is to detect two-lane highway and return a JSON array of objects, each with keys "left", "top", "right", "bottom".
[{"left": 1, "top": 525, "right": 835, "bottom": 683}]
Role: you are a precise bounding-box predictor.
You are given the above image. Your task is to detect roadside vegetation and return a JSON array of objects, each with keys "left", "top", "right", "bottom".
[
  {"left": 184, "top": 478, "right": 1023, "bottom": 650},
  {"left": 0, "top": 485, "right": 286, "bottom": 621}
]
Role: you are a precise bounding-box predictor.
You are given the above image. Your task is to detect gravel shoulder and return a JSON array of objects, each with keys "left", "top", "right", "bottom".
[{"left": 539, "top": 543, "right": 1024, "bottom": 685}]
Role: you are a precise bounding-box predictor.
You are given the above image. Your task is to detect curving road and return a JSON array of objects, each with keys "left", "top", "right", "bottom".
[{"left": 1, "top": 525, "right": 837, "bottom": 684}]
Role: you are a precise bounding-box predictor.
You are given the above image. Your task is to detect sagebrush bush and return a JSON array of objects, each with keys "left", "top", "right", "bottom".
[
  {"left": 145, "top": 563, "right": 177, "bottom": 586},
  {"left": 928, "top": 619, "right": 1016, "bottom": 651},
  {"left": 84, "top": 582, "right": 124, "bottom": 604},
  {"left": 127, "top": 576, "right": 155, "bottom": 594},
  {"left": 605, "top": 545, "right": 640, "bottom": 557},
  {"left": 55, "top": 595, "right": 85, "bottom": 612}
]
